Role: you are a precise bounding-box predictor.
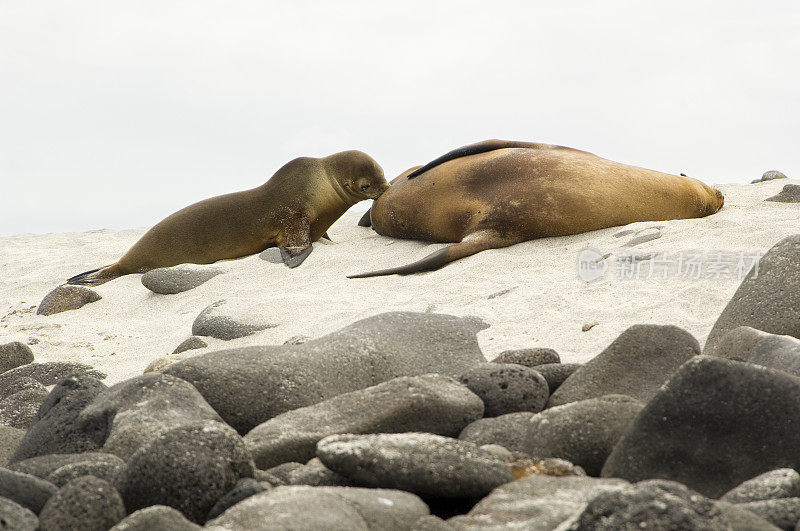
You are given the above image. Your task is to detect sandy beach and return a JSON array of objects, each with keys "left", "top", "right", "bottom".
[{"left": 0, "top": 178, "right": 794, "bottom": 384}]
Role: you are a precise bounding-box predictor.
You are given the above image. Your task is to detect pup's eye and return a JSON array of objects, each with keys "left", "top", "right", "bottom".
[{"left": 360, "top": 184, "right": 370, "bottom": 192}]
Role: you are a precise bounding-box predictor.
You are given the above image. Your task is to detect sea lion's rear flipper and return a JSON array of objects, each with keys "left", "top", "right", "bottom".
[
  {"left": 407, "top": 140, "right": 593, "bottom": 179},
  {"left": 66, "top": 264, "right": 122, "bottom": 286},
  {"left": 280, "top": 246, "right": 313, "bottom": 268},
  {"left": 357, "top": 208, "right": 372, "bottom": 227},
  {"left": 348, "top": 230, "right": 506, "bottom": 278}
]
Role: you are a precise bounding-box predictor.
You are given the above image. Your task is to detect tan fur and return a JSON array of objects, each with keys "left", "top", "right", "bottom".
[
  {"left": 69, "top": 150, "right": 388, "bottom": 285},
  {"left": 351, "top": 143, "right": 724, "bottom": 278}
]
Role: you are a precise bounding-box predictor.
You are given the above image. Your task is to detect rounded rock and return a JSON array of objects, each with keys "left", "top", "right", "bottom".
[
  {"left": 533, "top": 363, "right": 582, "bottom": 395},
  {"left": 458, "top": 363, "right": 549, "bottom": 416},
  {"left": 39, "top": 476, "right": 125, "bottom": 531},
  {"left": 109, "top": 505, "right": 201, "bottom": 531},
  {"left": 141, "top": 264, "right": 224, "bottom": 294},
  {"left": 0, "top": 388, "right": 49, "bottom": 429},
  {"left": 317, "top": 432, "right": 513, "bottom": 499},
  {"left": 0, "top": 341, "right": 34, "bottom": 374},
  {"left": 37, "top": 285, "right": 101, "bottom": 316},
  {"left": 0, "top": 497, "right": 38, "bottom": 531},
  {"left": 491, "top": 348, "right": 560, "bottom": 367},
  {"left": 116, "top": 422, "right": 255, "bottom": 523},
  {"left": 191, "top": 299, "right": 276, "bottom": 341},
  {"left": 48, "top": 457, "right": 126, "bottom": 487},
  {"left": 704, "top": 235, "right": 800, "bottom": 356},
  {"left": 171, "top": 336, "right": 208, "bottom": 354},
  {"left": 11, "top": 376, "right": 108, "bottom": 461},
  {"left": 524, "top": 395, "right": 644, "bottom": 476},
  {"left": 765, "top": 184, "right": 800, "bottom": 203},
  {"left": 458, "top": 412, "right": 535, "bottom": 453}
]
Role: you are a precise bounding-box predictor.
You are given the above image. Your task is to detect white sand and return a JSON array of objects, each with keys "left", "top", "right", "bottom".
[{"left": 0, "top": 179, "right": 795, "bottom": 384}]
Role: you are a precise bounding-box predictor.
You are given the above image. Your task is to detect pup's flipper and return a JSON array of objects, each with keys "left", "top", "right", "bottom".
[{"left": 66, "top": 264, "right": 122, "bottom": 286}]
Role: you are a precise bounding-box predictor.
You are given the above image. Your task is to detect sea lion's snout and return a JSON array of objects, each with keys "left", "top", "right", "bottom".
[{"left": 359, "top": 179, "right": 390, "bottom": 200}]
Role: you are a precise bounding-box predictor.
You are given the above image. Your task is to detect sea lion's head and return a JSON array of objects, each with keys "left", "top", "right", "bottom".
[{"left": 324, "top": 150, "right": 390, "bottom": 202}]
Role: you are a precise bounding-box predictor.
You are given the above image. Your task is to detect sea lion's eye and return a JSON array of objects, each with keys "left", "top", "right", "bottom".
[{"left": 360, "top": 184, "right": 370, "bottom": 192}]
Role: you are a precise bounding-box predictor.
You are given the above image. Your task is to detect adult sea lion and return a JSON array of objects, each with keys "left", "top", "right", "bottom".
[
  {"left": 350, "top": 140, "right": 724, "bottom": 278},
  {"left": 68, "top": 150, "right": 389, "bottom": 286}
]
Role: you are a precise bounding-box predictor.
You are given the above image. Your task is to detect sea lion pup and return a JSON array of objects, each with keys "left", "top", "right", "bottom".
[
  {"left": 67, "top": 150, "right": 389, "bottom": 286},
  {"left": 349, "top": 140, "right": 724, "bottom": 278}
]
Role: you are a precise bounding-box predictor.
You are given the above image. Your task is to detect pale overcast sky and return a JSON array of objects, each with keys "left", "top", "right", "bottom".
[{"left": 1, "top": 1, "right": 798, "bottom": 236}]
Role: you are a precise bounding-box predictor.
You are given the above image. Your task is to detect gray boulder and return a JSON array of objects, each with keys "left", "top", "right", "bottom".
[
  {"left": 48, "top": 455, "right": 126, "bottom": 487},
  {"left": 172, "top": 336, "right": 208, "bottom": 354},
  {"left": 0, "top": 387, "right": 49, "bottom": 429},
  {"left": 739, "top": 498, "right": 800, "bottom": 529},
  {"left": 458, "top": 363, "right": 549, "bottom": 417},
  {"left": 0, "top": 425, "right": 24, "bottom": 467},
  {"left": 140, "top": 264, "right": 223, "bottom": 294},
  {"left": 0, "top": 341, "right": 34, "bottom": 373},
  {"left": 259, "top": 462, "right": 304, "bottom": 486},
  {"left": 748, "top": 333, "right": 800, "bottom": 377},
  {"left": 753, "top": 170, "right": 788, "bottom": 183},
  {"left": 0, "top": 376, "right": 45, "bottom": 401},
  {"left": 317, "top": 433, "right": 513, "bottom": 498},
  {"left": 458, "top": 412, "right": 535, "bottom": 453},
  {"left": 491, "top": 348, "right": 559, "bottom": 367},
  {"left": 37, "top": 284, "right": 101, "bottom": 315},
  {"left": 205, "top": 486, "right": 429, "bottom": 531},
  {"left": 77, "top": 373, "right": 225, "bottom": 460},
  {"left": 165, "top": 312, "right": 487, "bottom": 433},
  {"left": 39, "top": 476, "right": 125, "bottom": 531},
  {"left": 0, "top": 467, "right": 57, "bottom": 514},
  {"left": 548, "top": 324, "right": 700, "bottom": 407},
  {"left": 447, "top": 475, "right": 628, "bottom": 530},
  {"left": 205, "top": 478, "right": 271, "bottom": 522},
  {"left": 533, "top": 363, "right": 582, "bottom": 395},
  {"left": 191, "top": 299, "right": 276, "bottom": 340},
  {"left": 712, "top": 326, "right": 771, "bottom": 361},
  {"left": 0, "top": 497, "right": 38, "bottom": 531},
  {"left": 9, "top": 453, "right": 124, "bottom": 480},
  {"left": 524, "top": 395, "right": 643, "bottom": 476},
  {"left": 704, "top": 235, "right": 800, "bottom": 356},
  {"left": 11, "top": 376, "right": 107, "bottom": 461},
  {"left": 721, "top": 468, "right": 800, "bottom": 504},
  {"left": 571, "top": 479, "right": 777, "bottom": 530},
  {"left": 412, "top": 515, "right": 455, "bottom": 530},
  {"left": 766, "top": 184, "right": 800, "bottom": 203},
  {"left": 109, "top": 505, "right": 201, "bottom": 530},
  {"left": 115, "top": 422, "right": 254, "bottom": 523},
  {"left": 244, "top": 374, "right": 483, "bottom": 469},
  {"left": 602, "top": 357, "right": 800, "bottom": 498},
  {"left": 0, "top": 361, "right": 106, "bottom": 387},
  {"left": 286, "top": 458, "right": 355, "bottom": 487}
]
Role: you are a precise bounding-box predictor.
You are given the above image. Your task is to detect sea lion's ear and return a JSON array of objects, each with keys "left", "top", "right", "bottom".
[{"left": 280, "top": 246, "right": 313, "bottom": 268}]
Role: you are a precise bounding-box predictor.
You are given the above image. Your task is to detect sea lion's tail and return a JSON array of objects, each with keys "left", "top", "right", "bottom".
[
  {"left": 348, "top": 231, "right": 505, "bottom": 278},
  {"left": 66, "top": 264, "right": 122, "bottom": 286}
]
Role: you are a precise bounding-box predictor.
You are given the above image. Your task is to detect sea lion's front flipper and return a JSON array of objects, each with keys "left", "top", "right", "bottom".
[
  {"left": 279, "top": 246, "right": 313, "bottom": 268},
  {"left": 321, "top": 232, "right": 333, "bottom": 242},
  {"left": 357, "top": 208, "right": 372, "bottom": 227},
  {"left": 348, "top": 230, "right": 507, "bottom": 278}
]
